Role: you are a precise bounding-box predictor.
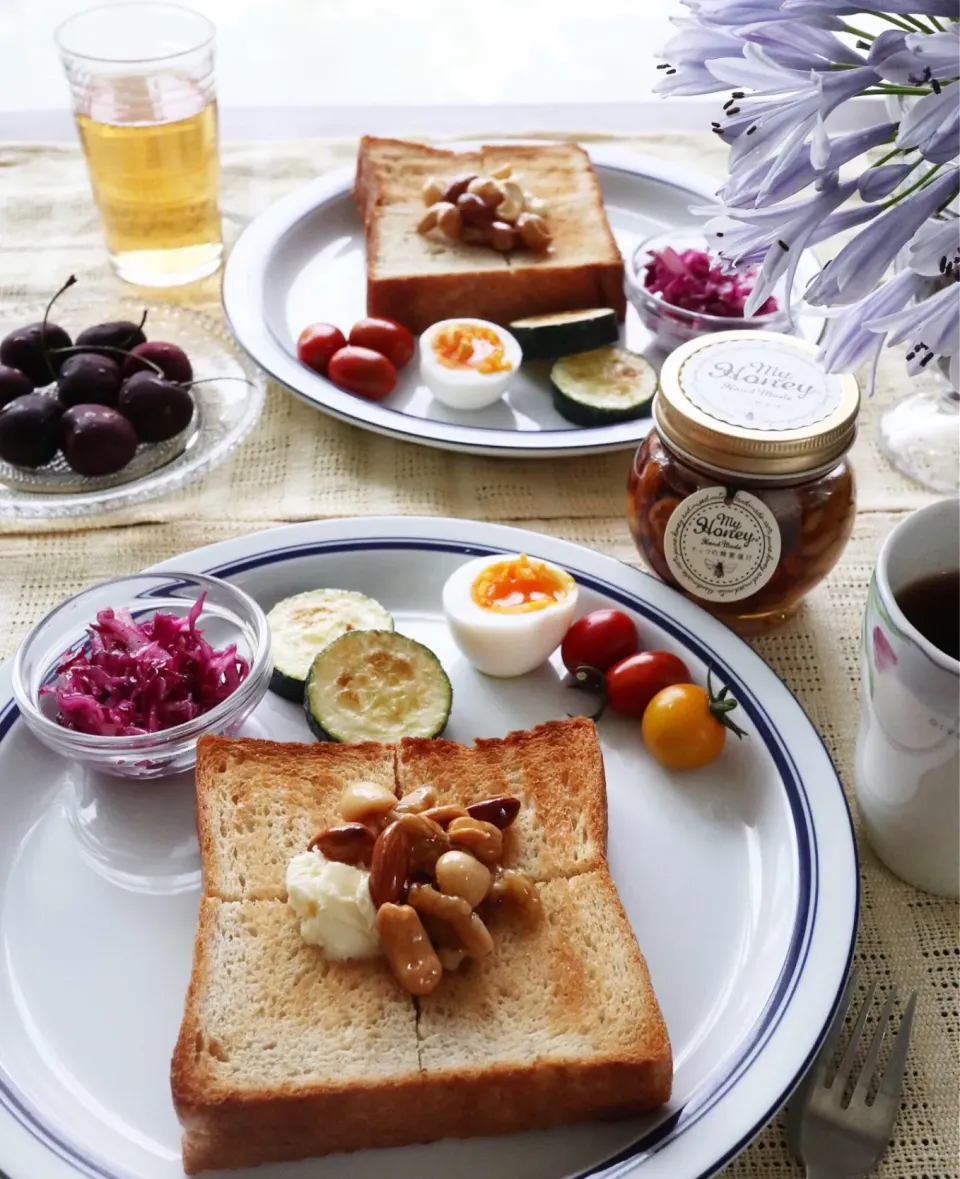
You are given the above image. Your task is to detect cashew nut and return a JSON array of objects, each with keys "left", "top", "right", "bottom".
[{"left": 495, "top": 181, "right": 525, "bottom": 223}]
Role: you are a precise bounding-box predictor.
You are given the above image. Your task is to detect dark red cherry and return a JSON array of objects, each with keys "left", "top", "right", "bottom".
[
  {"left": 121, "top": 341, "right": 193, "bottom": 384},
  {"left": 118, "top": 372, "right": 195, "bottom": 443},
  {"left": 57, "top": 354, "right": 122, "bottom": 409},
  {"left": 0, "top": 394, "right": 64, "bottom": 468},
  {"left": 60, "top": 404, "right": 138, "bottom": 476},
  {"left": 0, "top": 365, "right": 34, "bottom": 409}
]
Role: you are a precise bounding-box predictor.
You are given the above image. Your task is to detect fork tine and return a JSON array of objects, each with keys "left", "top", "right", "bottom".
[
  {"left": 879, "top": 991, "right": 918, "bottom": 1100},
  {"left": 809, "top": 967, "right": 859, "bottom": 1084},
  {"left": 831, "top": 980, "right": 877, "bottom": 1091},
  {"left": 787, "top": 969, "right": 859, "bottom": 1156},
  {"left": 852, "top": 987, "right": 897, "bottom": 1101}
]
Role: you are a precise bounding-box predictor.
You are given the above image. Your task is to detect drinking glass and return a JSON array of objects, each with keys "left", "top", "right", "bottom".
[
  {"left": 879, "top": 363, "right": 960, "bottom": 496},
  {"left": 57, "top": 2, "right": 222, "bottom": 287}
]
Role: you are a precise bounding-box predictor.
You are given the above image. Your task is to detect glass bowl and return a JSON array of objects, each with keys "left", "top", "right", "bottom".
[
  {"left": 625, "top": 227, "right": 794, "bottom": 354},
  {"left": 0, "top": 298, "right": 266, "bottom": 520},
  {"left": 12, "top": 571, "right": 271, "bottom": 780}
]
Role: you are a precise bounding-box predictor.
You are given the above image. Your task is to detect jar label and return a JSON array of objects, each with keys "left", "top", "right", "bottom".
[
  {"left": 679, "top": 339, "right": 843, "bottom": 431},
  {"left": 664, "top": 487, "right": 781, "bottom": 602}
]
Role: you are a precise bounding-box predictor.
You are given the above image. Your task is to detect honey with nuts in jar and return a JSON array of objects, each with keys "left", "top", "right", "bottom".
[{"left": 627, "top": 330, "right": 859, "bottom": 634}]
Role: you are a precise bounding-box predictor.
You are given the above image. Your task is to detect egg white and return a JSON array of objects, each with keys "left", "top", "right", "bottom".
[
  {"left": 442, "top": 553, "right": 578, "bottom": 677},
  {"left": 419, "top": 319, "right": 522, "bottom": 411}
]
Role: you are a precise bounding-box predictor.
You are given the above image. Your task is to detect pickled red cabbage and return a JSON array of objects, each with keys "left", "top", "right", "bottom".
[
  {"left": 43, "top": 595, "right": 249, "bottom": 736},
  {"left": 643, "top": 247, "right": 778, "bottom": 318}
]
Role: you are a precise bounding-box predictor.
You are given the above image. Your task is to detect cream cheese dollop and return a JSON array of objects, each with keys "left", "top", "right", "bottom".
[{"left": 286, "top": 849, "right": 380, "bottom": 960}]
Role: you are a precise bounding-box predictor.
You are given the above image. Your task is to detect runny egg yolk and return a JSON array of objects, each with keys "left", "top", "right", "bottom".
[
  {"left": 471, "top": 555, "right": 573, "bottom": 614},
  {"left": 433, "top": 324, "right": 513, "bottom": 374}
]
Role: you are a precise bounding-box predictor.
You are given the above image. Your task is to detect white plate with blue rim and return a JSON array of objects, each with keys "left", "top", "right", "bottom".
[
  {"left": 0, "top": 515, "right": 857, "bottom": 1179},
  {"left": 222, "top": 146, "right": 825, "bottom": 458}
]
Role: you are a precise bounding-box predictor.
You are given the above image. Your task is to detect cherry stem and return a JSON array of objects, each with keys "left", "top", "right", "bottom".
[
  {"left": 122, "top": 308, "right": 149, "bottom": 348},
  {"left": 41, "top": 275, "right": 77, "bottom": 382},
  {"left": 566, "top": 664, "right": 607, "bottom": 722},
  {"left": 50, "top": 344, "right": 165, "bottom": 378},
  {"left": 707, "top": 670, "right": 747, "bottom": 739}
]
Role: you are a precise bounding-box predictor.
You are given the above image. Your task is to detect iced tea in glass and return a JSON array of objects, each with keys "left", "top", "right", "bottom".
[{"left": 57, "top": 3, "right": 222, "bottom": 287}]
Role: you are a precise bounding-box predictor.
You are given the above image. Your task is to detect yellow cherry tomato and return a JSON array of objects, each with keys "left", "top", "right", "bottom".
[{"left": 641, "top": 677, "right": 745, "bottom": 771}]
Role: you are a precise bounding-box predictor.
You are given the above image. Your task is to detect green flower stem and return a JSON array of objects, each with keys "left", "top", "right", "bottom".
[
  {"left": 929, "top": 16, "right": 944, "bottom": 30},
  {"left": 870, "top": 10, "right": 926, "bottom": 32},
  {"left": 870, "top": 145, "right": 905, "bottom": 168},
  {"left": 862, "top": 85, "right": 935, "bottom": 95},
  {"left": 900, "top": 14, "right": 934, "bottom": 33},
  {"left": 841, "top": 21, "right": 875, "bottom": 39}
]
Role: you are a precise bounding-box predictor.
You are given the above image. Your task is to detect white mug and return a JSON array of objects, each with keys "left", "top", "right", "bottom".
[{"left": 855, "top": 498, "right": 960, "bottom": 897}]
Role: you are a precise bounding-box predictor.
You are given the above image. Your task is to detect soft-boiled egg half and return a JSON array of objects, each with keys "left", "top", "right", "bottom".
[
  {"left": 420, "top": 319, "right": 522, "bottom": 411},
  {"left": 443, "top": 553, "right": 578, "bottom": 677}
]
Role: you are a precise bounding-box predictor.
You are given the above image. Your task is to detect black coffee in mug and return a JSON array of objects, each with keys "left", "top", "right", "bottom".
[{"left": 895, "top": 570, "right": 960, "bottom": 661}]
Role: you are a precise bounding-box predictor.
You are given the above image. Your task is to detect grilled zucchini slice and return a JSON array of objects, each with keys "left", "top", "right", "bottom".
[
  {"left": 305, "top": 630, "right": 452, "bottom": 743},
  {"left": 509, "top": 308, "right": 618, "bottom": 361},
  {"left": 267, "top": 589, "right": 393, "bottom": 701},
  {"left": 550, "top": 346, "right": 657, "bottom": 426}
]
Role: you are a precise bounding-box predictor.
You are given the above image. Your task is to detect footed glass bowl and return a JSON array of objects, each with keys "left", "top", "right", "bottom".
[
  {"left": 0, "top": 299, "right": 265, "bottom": 519},
  {"left": 12, "top": 571, "right": 271, "bottom": 779}
]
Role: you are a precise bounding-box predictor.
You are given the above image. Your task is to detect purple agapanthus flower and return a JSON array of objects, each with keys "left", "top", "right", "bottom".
[
  {"left": 820, "top": 268, "right": 925, "bottom": 374},
  {"left": 658, "top": 0, "right": 960, "bottom": 390},
  {"left": 870, "top": 27, "right": 960, "bottom": 87},
  {"left": 906, "top": 213, "right": 959, "bottom": 277},
  {"left": 721, "top": 122, "right": 895, "bottom": 206},
  {"left": 805, "top": 168, "right": 960, "bottom": 305},
  {"left": 897, "top": 87, "right": 960, "bottom": 163}
]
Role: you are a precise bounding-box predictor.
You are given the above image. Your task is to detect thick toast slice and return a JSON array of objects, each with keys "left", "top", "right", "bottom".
[
  {"left": 172, "top": 899, "right": 423, "bottom": 1173},
  {"left": 354, "top": 137, "right": 626, "bottom": 334},
  {"left": 398, "top": 717, "right": 607, "bottom": 880},
  {"left": 174, "top": 721, "right": 671, "bottom": 1172},
  {"left": 196, "top": 737, "right": 396, "bottom": 900}
]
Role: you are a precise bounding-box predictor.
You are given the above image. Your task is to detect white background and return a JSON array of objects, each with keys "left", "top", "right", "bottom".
[{"left": 0, "top": 0, "right": 886, "bottom": 139}]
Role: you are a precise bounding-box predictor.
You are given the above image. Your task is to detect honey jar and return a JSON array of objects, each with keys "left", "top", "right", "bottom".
[{"left": 627, "top": 330, "right": 859, "bottom": 634}]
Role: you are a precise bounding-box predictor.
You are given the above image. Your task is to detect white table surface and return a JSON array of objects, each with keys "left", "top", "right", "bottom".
[{"left": 0, "top": 0, "right": 887, "bottom": 141}]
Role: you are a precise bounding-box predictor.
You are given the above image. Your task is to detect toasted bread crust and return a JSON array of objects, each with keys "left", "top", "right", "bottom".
[{"left": 355, "top": 137, "right": 626, "bottom": 334}]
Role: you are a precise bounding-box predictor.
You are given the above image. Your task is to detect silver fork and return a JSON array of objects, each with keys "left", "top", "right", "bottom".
[{"left": 788, "top": 970, "right": 918, "bottom": 1179}]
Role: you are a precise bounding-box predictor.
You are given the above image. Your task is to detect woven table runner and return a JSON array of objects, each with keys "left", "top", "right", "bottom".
[{"left": 0, "top": 133, "right": 956, "bottom": 1177}]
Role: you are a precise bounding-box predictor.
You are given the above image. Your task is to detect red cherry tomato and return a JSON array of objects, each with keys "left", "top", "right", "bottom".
[
  {"left": 349, "top": 317, "right": 415, "bottom": 369},
  {"left": 605, "top": 651, "right": 692, "bottom": 718},
  {"left": 296, "top": 323, "right": 347, "bottom": 376},
  {"left": 327, "top": 346, "right": 397, "bottom": 401},
  {"left": 561, "top": 610, "right": 640, "bottom": 675}
]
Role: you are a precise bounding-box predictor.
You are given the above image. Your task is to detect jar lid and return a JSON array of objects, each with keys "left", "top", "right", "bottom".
[{"left": 655, "top": 330, "right": 860, "bottom": 477}]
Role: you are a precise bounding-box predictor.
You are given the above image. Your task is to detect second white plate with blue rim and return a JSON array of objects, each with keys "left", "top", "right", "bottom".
[
  {"left": 0, "top": 515, "right": 857, "bottom": 1179},
  {"left": 222, "top": 146, "right": 826, "bottom": 458}
]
